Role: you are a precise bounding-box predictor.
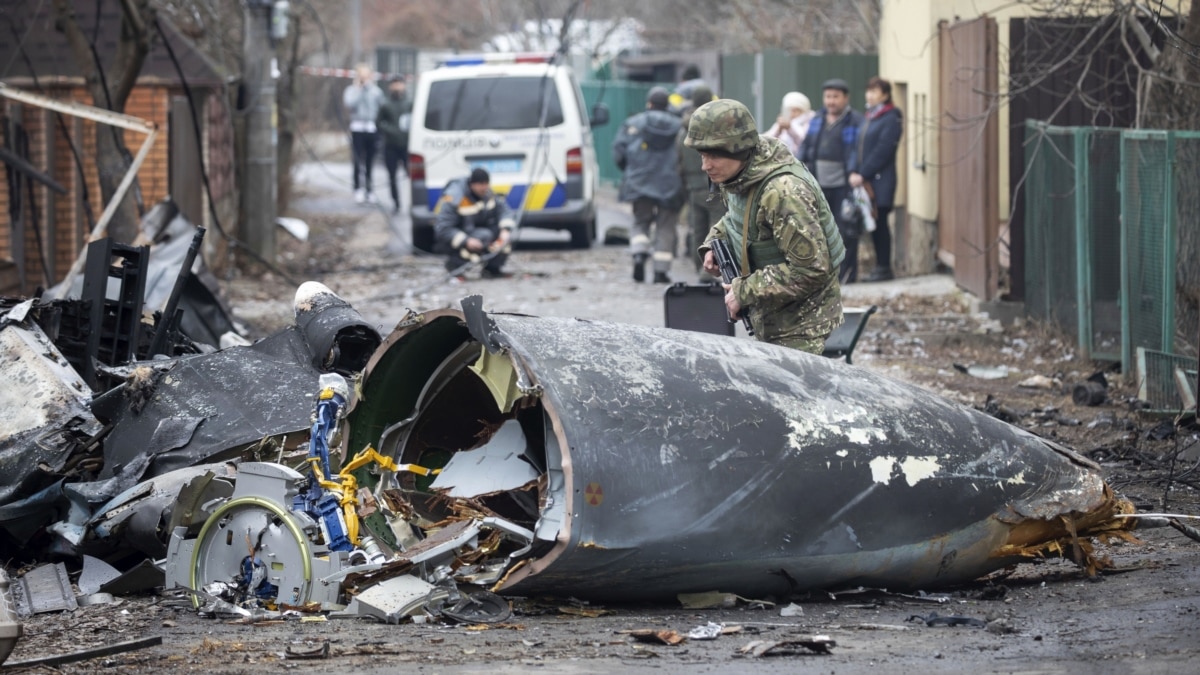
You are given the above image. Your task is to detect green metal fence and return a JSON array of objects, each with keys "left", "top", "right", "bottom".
[
  {"left": 721, "top": 50, "right": 878, "bottom": 127},
  {"left": 1024, "top": 121, "right": 1197, "bottom": 369},
  {"left": 580, "top": 80, "right": 665, "bottom": 187}
]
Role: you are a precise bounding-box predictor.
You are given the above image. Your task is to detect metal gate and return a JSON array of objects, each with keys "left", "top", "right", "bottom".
[{"left": 938, "top": 17, "right": 1000, "bottom": 300}]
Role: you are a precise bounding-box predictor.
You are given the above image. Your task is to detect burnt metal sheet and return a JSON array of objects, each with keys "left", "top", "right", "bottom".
[
  {"left": 349, "top": 300, "right": 1129, "bottom": 601},
  {"left": 11, "top": 563, "right": 76, "bottom": 617},
  {"left": 0, "top": 321, "right": 101, "bottom": 512},
  {"left": 99, "top": 326, "right": 329, "bottom": 481}
]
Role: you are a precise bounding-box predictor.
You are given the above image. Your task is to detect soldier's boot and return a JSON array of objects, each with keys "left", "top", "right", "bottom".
[
  {"left": 653, "top": 271, "right": 671, "bottom": 284},
  {"left": 632, "top": 254, "right": 647, "bottom": 282}
]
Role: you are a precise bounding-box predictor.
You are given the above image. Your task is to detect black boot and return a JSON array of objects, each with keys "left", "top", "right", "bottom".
[
  {"left": 653, "top": 271, "right": 671, "bottom": 284},
  {"left": 632, "top": 254, "right": 647, "bottom": 282},
  {"left": 865, "top": 267, "right": 894, "bottom": 282}
]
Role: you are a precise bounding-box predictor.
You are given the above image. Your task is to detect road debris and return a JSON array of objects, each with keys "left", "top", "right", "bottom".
[
  {"left": 284, "top": 640, "right": 331, "bottom": 660},
  {"left": 738, "top": 635, "right": 835, "bottom": 656},
  {"left": 905, "top": 612, "right": 988, "bottom": 628},
  {"left": 687, "top": 621, "right": 726, "bottom": 640},
  {"left": 11, "top": 563, "right": 76, "bottom": 617},
  {"left": 1073, "top": 381, "right": 1108, "bottom": 406},
  {"left": 779, "top": 602, "right": 805, "bottom": 617},
  {"left": 623, "top": 628, "right": 686, "bottom": 645},
  {"left": 0, "top": 635, "right": 162, "bottom": 669},
  {"left": 1019, "top": 374, "right": 1059, "bottom": 389},
  {"left": 678, "top": 591, "right": 774, "bottom": 609}
]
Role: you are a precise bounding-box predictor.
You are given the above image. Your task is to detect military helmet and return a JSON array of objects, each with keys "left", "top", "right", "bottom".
[{"left": 684, "top": 99, "right": 759, "bottom": 155}]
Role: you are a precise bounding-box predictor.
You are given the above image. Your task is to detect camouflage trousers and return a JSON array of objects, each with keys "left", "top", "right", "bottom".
[{"left": 768, "top": 335, "right": 826, "bottom": 355}]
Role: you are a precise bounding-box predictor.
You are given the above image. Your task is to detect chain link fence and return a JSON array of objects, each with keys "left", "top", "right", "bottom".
[{"left": 1024, "top": 121, "right": 1199, "bottom": 375}]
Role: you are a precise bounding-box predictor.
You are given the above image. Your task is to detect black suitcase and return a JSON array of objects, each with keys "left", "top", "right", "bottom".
[{"left": 663, "top": 282, "right": 735, "bottom": 337}]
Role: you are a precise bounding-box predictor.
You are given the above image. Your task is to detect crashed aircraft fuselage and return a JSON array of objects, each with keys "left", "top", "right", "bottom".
[{"left": 345, "top": 299, "right": 1128, "bottom": 601}]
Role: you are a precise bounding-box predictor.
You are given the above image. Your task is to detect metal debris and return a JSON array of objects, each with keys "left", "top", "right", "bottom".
[
  {"left": 624, "top": 628, "right": 685, "bottom": 645},
  {"left": 11, "top": 563, "right": 77, "bottom": 617},
  {"left": 284, "top": 640, "right": 330, "bottom": 660},
  {"left": 906, "top": 612, "right": 987, "bottom": 628},
  {"left": 0, "top": 635, "right": 162, "bottom": 669},
  {"left": 738, "top": 636, "right": 835, "bottom": 656}
]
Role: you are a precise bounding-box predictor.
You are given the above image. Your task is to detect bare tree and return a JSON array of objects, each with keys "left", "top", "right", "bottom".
[
  {"left": 54, "top": 0, "right": 156, "bottom": 244},
  {"left": 1144, "top": 0, "right": 1200, "bottom": 354}
]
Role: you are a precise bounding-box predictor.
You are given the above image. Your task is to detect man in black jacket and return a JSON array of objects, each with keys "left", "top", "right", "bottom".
[
  {"left": 377, "top": 75, "right": 413, "bottom": 214},
  {"left": 433, "top": 168, "right": 515, "bottom": 278}
]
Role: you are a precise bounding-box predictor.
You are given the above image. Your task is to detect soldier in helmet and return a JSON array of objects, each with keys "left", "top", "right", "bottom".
[{"left": 686, "top": 99, "right": 844, "bottom": 354}]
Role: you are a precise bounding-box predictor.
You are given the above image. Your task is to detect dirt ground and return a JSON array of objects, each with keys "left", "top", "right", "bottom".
[{"left": 5, "top": 169, "right": 1199, "bottom": 674}]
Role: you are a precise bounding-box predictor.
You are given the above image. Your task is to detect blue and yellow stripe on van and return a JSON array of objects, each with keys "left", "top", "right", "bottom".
[{"left": 426, "top": 182, "right": 568, "bottom": 212}]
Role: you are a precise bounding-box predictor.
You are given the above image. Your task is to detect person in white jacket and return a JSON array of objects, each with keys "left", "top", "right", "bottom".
[
  {"left": 342, "top": 63, "right": 385, "bottom": 204},
  {"left": 764, "top": 92, "right": 814, "bottom": 158}
]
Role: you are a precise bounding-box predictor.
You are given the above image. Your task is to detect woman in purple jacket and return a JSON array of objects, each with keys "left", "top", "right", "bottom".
[{"left": 850, "top": 77, "right": 903, "bottom": 282}]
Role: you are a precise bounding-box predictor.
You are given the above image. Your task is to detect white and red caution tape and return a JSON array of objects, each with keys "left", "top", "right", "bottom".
[{"left": 299, "top": 65, "right": 380, "bottom": 79}]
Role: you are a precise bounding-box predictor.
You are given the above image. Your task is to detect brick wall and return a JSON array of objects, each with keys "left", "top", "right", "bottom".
[{"left": 0, "top": 84, "right": 233, "bottom": 295}]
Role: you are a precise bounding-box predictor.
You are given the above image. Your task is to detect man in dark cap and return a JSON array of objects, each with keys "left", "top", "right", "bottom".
[
  {"left": 612, "top": 86, "right": 684, "bottom": 283},
  {"left": 433, "top": 167, "right": 515, "bottom": 278},
  {"left": 798, "top": 78, "right": 864, "bottom": 283},
  {"left": 376, "top": 74, "right": 412, "bottom": 214}
]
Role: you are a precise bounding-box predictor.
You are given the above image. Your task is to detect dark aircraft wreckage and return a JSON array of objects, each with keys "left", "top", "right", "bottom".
[
  {"left": 161, "top": 293, "right": 1131, "bottom": 615},
  {"left": 3, "top": 285, "right": 1134, "bottom": 629}
]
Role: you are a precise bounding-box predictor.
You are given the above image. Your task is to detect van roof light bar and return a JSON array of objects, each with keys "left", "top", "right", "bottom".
[{"left": 440, "top": 52, "right": 555, "bottom": 67}]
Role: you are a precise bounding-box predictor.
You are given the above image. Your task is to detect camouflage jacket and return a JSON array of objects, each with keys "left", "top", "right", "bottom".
[{"left": 699, "top": 137, "right": 843, "bottom": 346}]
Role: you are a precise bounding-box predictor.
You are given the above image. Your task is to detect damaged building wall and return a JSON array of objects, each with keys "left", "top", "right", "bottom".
[{"left": 346, "top": 303, "right": 1131, "bottom": 601}]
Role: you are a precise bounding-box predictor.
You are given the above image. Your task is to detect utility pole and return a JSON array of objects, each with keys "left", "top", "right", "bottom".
[
  {"left": 242, "top": 0, "right": 277, "bottom": 264},
  {"left": 351, "top": 0, "right": 362, "bottom": 65}
]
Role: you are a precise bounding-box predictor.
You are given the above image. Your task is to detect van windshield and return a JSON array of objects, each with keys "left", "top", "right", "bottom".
[{"left": 425, "top": 76, "right": 564, "bottom": 131}]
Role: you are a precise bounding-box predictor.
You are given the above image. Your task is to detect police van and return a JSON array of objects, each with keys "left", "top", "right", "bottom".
[{"left": 408, "top": 53, "right": 609, "bottom": 251}]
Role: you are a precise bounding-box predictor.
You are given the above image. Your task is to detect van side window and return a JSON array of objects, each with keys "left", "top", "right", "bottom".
[{"left": 426, "top": 77, "right": 564, "bottom": 131}]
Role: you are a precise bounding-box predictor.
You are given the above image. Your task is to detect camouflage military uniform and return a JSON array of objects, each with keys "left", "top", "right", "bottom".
[{"left": 687, "top": 100, "right": 843, "bottom": 354}]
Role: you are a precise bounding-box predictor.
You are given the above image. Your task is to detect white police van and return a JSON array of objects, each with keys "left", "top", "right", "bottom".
[{"left": 408, "top": 53, "right": 609, "bottom": 251}]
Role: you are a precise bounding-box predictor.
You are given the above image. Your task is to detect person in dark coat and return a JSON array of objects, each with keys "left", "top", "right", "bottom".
[
  {"left": 376, "top": 74, "right": 413, "bottom": 214},
  {"left": 850, "top": 77, "right": 904, "bottom": 282},
  {"left": 798, "top": 78, "right": 863, "bottom": 283},
  {"left": 612, "top": 87, "right": 683, "bottom": 283}
]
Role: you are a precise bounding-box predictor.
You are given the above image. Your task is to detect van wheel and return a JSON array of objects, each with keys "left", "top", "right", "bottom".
[
  {"left": 412, "top": 224, "right": 435, "bottom": 253},
  {"left": 568, "top": 218, "right": 594, "bottom": 249}
]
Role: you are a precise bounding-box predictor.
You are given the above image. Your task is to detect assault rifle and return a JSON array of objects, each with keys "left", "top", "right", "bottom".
[{"left": 710, "top": 239, "right": 753, "bottom": 336}]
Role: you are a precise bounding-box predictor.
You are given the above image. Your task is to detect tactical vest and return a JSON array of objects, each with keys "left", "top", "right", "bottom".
[{"left": 724, "top": 164, "right": 845, "bottom": 275}]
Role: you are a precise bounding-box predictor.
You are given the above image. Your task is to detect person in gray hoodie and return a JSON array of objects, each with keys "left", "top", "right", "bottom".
[
  {"left": 612, "top": 87, "right": 684, "bottom": 283},
  {"left": 342, "top": 63, "right": 385, "bottom": 204}
]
